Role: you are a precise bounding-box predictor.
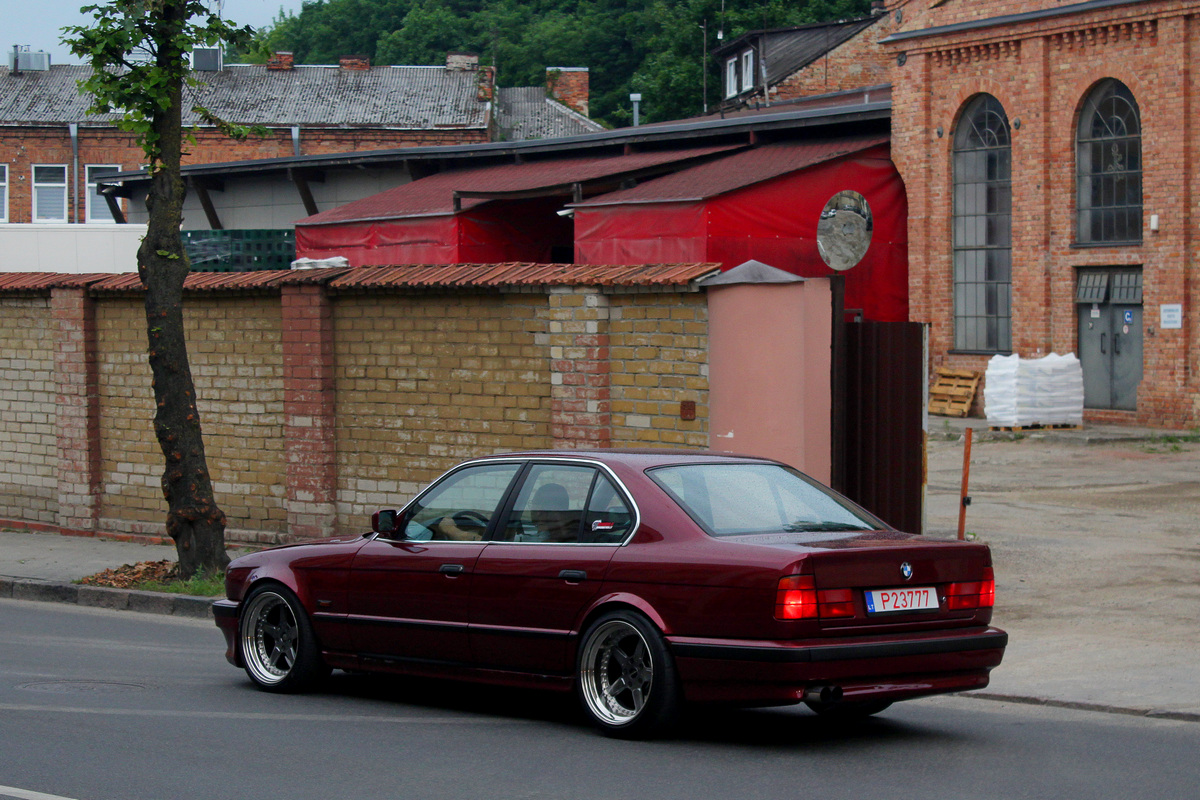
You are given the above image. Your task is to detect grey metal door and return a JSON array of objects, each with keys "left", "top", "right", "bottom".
[{"left": 1076, "top": 269, "right": 1143, "bottom": 410}]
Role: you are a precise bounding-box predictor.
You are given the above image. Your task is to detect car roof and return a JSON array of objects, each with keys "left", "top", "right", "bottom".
[{"left": 474, "top": 449, "right": 780, "bottom": 470}]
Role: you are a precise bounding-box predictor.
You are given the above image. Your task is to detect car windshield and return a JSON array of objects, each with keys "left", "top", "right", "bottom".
[{"left": 648, "top": 462, "right": 882, "bottom": 537}]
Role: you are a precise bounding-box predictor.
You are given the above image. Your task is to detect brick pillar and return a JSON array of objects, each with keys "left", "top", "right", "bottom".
[
  {"left": 281, "top": 284, "right": 337, "bottom": 539},
  {"left": 53, "top": 287, "right": 101, "bottom": 533},
  {"left": 548, "top": 288, "right": 611, "bottom": 448}
]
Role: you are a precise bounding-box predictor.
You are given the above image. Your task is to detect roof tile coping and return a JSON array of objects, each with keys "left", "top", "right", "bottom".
[{"left": 0, "top": 264, "right": 722, "bottom": 296}]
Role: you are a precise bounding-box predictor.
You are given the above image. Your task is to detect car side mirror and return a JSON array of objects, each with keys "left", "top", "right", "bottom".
[{"left": 372, "top": 509, "right": 399, "bottom": 535}]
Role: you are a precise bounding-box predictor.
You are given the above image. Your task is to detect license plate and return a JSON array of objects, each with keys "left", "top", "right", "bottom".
[{"left": 865, "top": 586, "right": 939, "bottom": 614}]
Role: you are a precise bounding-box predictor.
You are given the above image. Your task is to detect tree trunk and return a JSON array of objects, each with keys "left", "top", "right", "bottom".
[{"left": 140, "top": 3, "right": 228, "bottom": 578}]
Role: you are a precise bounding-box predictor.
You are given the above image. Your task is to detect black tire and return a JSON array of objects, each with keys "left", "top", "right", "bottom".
[
  {"left": 576, "top": 610, "right": 681, "bottom": 738},
  {"left": 238, "top": 583, "right": 330, "bottom": 693},
  {"left": 804, "top": 698, "right": 893, "bottom": 719}
]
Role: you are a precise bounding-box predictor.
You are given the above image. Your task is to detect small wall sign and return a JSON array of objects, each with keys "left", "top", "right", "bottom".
[{"left": 1161, "top": 304, "right": 1183, "bottom": 330}]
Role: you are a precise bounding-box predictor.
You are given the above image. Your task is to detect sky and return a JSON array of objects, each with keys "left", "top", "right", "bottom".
[{"left": 7, "top": 0, "right": 309, "bottom": 66}]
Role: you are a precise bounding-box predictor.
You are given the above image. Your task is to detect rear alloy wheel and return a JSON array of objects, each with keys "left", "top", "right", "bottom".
[
  {"left": 239, "top": 584, "right": 329, "bottom": 692},
  {"left": 805, "top": 698, "right": 893, "bottom": 719},
  {"left": 577, "top": 611, "right": 680, "bottom": 737}
]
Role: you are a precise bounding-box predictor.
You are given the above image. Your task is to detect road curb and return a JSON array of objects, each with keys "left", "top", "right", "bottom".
[
  {"left": 969, "top": 691, "right": 1200, "bottom": 724},
  {"left": 0, "top": 577, "right": 213, "bottom": 620}
]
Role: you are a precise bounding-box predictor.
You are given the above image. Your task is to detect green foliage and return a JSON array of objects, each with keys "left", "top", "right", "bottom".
[
  {"left": 63, "top": 0, "right": 261, "bottom": 165},
  {"left": 256, "top": 0, "right": 874, "bottom": 126}
]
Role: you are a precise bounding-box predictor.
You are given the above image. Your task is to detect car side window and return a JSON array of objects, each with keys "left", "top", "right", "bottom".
[
  {"left": 582, "top": 475, "right": 634, "bottom": 543},
  {"left": 500, "top": 464, "right": 595, "bottom": 543},
  {"left": 400, "top": 463, "right": 521, "bottom": 541}
]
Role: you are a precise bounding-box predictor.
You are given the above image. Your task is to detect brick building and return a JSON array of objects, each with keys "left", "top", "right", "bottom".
[
  {"left": 713, "top": 14, "right": 890, "bottom": 112},
  {"left": 762, "top": 0, "right": 1200, "bottom": 428},
  {"left": 0, "top": 49, "right": 601, "bottom": 226}
]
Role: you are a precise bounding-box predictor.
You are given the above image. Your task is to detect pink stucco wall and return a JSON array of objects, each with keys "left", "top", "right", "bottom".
[{"left": 707, "top": 279, "right": 833, "bottom": 483}]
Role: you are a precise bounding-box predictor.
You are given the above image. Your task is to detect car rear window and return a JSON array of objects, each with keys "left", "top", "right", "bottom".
[{"left": 648, "top": 463, "right": 882, "bottom": 537}]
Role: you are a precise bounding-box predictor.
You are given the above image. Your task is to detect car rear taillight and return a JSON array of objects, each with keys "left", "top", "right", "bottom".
[
  {"left": 817, "top": 588, "right": 855, "bottom": 618},
  {"left": 775, "top": 575, "right": 818, "bottom": 619},
  {"left": 947, "top": 567, "right": 995, "bottom": 610},
  {"left": 776, "top": 577, "right": 856, "bottom": 619}
]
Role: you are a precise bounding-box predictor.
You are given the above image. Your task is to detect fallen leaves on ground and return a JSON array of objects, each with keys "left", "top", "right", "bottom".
[{"left": 80, "top": 560, "right": 179, "bottom": 589}]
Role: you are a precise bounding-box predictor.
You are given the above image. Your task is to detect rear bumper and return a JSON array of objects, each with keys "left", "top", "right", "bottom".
[
  {"left": 212, "top": 599, "right": 241, "bottom": 667},
  {"left": 668, "top": 626, "right": 1007, "bottom": 705}
]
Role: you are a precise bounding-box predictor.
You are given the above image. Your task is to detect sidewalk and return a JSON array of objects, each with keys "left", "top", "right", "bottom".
[
  {"left": 0, "top": 530, "right": 209, "bottom": 618},
  {"left": 2, "top": 420, "right": 1198, "bottom": 722}
]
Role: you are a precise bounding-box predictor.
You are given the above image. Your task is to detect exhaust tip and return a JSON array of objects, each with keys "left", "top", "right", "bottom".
[{"left": 803, "top": 685, "right": 844, "bottom": 705}]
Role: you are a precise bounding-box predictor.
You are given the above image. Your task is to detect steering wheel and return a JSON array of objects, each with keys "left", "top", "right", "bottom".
[{"left": 452, "top": 510, "right": 490, "bottom": 530}]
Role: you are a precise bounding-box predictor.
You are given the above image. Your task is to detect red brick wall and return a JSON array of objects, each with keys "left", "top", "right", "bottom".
[
  {"left": 0, "top": 126, "right": 488, "bottom": 224},
  {"left": 886, "top": 0, "right": 1200, "bottom": 427}
]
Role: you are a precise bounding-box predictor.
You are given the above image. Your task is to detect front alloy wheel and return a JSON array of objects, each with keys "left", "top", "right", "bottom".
[
  {"left": 577, "top": 611, "right": 679, "bottom": 737},
  {"left": 239, "top": 585, "right": 328, "bottom": 692}
]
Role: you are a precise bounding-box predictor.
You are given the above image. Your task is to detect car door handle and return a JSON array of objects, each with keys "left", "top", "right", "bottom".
[
  {"left": 439, "top": 563, "right": 466, "bottom": 576},
  {"left": 558, "top": 569, "right": 587, "bottom": 583}
]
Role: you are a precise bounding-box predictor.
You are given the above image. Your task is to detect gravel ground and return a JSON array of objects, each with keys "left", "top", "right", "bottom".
[{"left": 925, "top": 434, "right": 1200, "bottom": 713}]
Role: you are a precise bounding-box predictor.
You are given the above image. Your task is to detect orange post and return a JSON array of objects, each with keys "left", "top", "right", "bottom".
[{"left": 957, "top": 428, "right": 973, "bottom": 540}]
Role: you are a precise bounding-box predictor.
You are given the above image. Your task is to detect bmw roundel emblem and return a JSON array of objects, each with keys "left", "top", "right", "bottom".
[{"left": 900, "top": 562, "right": 913, "bottom": 580}]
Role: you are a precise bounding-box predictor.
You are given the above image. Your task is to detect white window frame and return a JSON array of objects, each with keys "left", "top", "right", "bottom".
[
  {"left": 0, "top": 164, "right": 8, "bottom": 223},
  {"left": 86, "top": 164, "right": 122, "bottom": 223},
  {"left": 724, "top": 58, "right": 738, "bottom": 98},
  {"left": 32, "top": 164, "right": 68, "bottom": 223},
  {"left": 741, "top": 49, "right": 755, "bottom": 93}
]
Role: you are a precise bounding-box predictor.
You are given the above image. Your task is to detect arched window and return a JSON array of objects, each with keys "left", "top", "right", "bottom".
[
  {"left": 1077, "top": 79, "right": 1141, "bottom": 244},
  {"left": 953, "top": 94, "right": 1012, "bottom": 353}
]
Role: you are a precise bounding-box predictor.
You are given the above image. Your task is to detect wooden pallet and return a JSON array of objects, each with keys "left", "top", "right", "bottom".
[
  {"left": 928, "top": 368, "right": 981, "bottom": 417},
  {"left": 989, "top": 423, "right": 1083, "bottom": 432}
]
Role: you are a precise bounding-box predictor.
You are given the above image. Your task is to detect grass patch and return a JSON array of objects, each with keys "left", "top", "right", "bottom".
[
  {"left": 78, "top": 560, "right": 225, "bottom": 596},
  {"left": 134, "top": 572, "right": 226, "bottom": 596}
]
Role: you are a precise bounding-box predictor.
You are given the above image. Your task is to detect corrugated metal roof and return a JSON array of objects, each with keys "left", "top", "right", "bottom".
[
  {"left": 497, "top": 87, "right": 605, "bottom": 141},
  {"left": 0, "top": 64, "right": 489, "bottom": 128},
  {"left": 328, "top": 263, "right": 721, "bottom": 291},
  {"left": 0, "top": 264, "right": 717, "bottom": 295},
  {"left": 0, "top": 273, "right": 111, "bottom": 291},
  {"left": 570, "top": 136, "right": 888, "bottom": 208},
  {"left": 299, "top": 145, "right": 743, "bottom": 226},
  {"left": 87, "top": 269, "right": 309, "bottom": 294}
]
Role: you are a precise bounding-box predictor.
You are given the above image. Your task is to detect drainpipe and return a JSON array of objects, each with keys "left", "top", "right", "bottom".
[
  {"left": 291, "top": 125, "right": 301, "bottom": 157},
  {"left": 69, "top": 122, "right": 79, "bottom": 223}
]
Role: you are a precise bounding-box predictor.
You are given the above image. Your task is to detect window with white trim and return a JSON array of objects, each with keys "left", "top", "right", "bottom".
[
  {"left": 741, "top": 49, "right": 755, "bottom": 93},
  {"left": 725, "top": 58, "right": 738, "bottom": 98},
  {"left": 86, "top": 165, "right": 121, "bottom": 223},
  {"left": 32, "top": 165, "right": 68, "bottom": 223},
  {"left": 0, "top": 165, "right": 8, "bottom": 222}
]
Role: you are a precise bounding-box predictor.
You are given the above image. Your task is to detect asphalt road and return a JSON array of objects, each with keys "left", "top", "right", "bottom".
[{"left": 2, "top": 599, "right": 1198, "bottom": 800}]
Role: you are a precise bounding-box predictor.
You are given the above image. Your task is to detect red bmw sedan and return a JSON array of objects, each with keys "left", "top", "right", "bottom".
[{"left": 214, "top": 450, "right": 1006, "bottom": 737}]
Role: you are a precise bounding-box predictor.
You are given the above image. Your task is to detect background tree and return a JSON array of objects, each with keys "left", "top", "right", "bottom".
[{"left": 64, "top": 1, "right": 259, "bottom": 578}]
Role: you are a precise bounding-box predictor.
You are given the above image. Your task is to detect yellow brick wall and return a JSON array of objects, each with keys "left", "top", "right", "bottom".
[
  {"left": 333, "top": 292, "right": 553, "bottom": 531},
  {"left": 96, "top": 296, "right": 287, "bottom": 538},
  {"left": 609, "top": 293, "right": 709, "bottom": 448},
  {"left": 0, "top": 297, "right": 57, "bottom": 524}
]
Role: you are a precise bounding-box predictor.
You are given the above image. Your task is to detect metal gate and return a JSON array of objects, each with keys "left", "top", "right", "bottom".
[
  {"left": 1076, "top": 268, "right": 1143, "bottom": 410},
  {"left": 831, "top": 320, "right": 926, "bottom": 534}
]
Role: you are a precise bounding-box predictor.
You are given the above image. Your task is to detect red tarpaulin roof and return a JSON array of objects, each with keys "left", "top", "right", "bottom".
[
  {"left": 570, "top": 135, "right": 888, "bottom": 207},
  {"left": 297, "top": 145, "right": 744, "bottom": 226}
]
